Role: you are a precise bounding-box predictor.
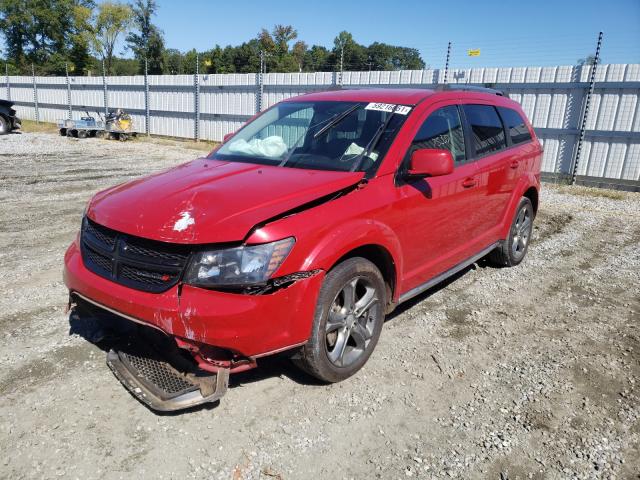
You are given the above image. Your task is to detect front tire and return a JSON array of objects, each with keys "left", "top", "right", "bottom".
[
  {"left": 294, "top": 257, "right": 386, "bottom": 383},
  {"left": 488, "top": 197, "right": 534, "bottom": 267}
]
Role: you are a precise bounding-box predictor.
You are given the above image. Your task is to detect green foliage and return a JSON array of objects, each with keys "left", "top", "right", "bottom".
[
  {"left": 126, "top": 0, "right": 164, "bottom": 74},
  {"left": 85, "top": 1, "right": 133, "bottom": 74},
  {"left": 577, "top": 55, "right": 597, "bottom": 66},
  {"left": 0, "top": 0, "right": 95, "bottom": 75},
  {"left": 1, "top": 4, "right": 426, "bottom": 76}
]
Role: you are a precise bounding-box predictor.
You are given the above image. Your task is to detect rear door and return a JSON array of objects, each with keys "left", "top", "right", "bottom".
[{"left": 392, "top": 103, "right": 484, "bottom": 291}]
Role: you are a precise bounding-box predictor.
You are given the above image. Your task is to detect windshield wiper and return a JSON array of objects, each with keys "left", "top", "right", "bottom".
[
  {"left": 312, "top": 104, "right": 360, "bottom": 140},
  {"left": 349, "top": 108, "right": 398, "bottom": 173}
]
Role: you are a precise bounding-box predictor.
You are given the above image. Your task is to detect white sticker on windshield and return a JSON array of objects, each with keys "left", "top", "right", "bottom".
[
  {"left": 365, "top": 103, "right": 412, "bottom": 115},
  {"left": 394, "top": 105, "right": 412, "bottom": 115}
]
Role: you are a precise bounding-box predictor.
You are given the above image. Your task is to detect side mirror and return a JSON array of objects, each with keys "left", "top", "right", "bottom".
[
  {"left": 223, "top": 132, "right": 235, "bottom": 143},
  {"left": 407, "top": 149, "right": 454, "bottom": 178}
]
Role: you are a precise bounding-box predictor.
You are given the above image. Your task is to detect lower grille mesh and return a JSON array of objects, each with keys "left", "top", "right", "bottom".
[{"left": 120, "top": 351, "right": 196, "bottom": 395}]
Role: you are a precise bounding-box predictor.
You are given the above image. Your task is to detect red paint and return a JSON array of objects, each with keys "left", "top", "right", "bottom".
[
  {"left": 408, "top": 149, "right": 454, "bottom": 177},
  {"left": 64, "top": 88, "right": 542, "bottom": 371}
]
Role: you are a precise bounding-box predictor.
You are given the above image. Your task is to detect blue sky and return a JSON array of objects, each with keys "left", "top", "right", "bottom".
[{"left": 147, "top": 0, "right": 640, "bottom": 68}]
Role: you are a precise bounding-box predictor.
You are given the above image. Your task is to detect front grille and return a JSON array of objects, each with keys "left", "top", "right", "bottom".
[{"left": 81, "top": 217, "right": 191, "bottom": 293}]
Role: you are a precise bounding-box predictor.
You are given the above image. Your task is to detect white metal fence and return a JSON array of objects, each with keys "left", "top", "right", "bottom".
[{"left": 3, "top": 64, "right": 640, "bottom": 184}]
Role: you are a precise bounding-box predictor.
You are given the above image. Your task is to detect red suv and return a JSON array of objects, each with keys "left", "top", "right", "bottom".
[{"left": 64, "top": 87, "right": 541, "bottom": 411}]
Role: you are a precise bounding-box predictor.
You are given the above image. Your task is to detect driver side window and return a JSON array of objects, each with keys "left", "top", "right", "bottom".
[{"left": 408, "top": 105, "right": 466, "bottom": 164}]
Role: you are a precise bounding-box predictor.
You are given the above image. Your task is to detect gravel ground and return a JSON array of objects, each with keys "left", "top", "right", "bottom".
[{"left": 0, "top": 132, "right": 639, "bottom": 480}]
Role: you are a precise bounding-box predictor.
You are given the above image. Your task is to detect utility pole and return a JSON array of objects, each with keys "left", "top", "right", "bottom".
[
  {"left": 571, "top": 31, "right": 603, "bottom": 185},
  {"left": 444, "top": 42, "right": 452, "bottom": 84}
]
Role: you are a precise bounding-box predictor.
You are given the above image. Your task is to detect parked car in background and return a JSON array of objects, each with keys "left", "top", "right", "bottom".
[
  {"left": 64, "top": 87, "right": 542, "bottom": 411},
  {"left": 0, "top": 99, "right": 21, "bottom": 134}
]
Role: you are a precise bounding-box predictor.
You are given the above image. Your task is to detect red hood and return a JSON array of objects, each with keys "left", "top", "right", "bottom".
[{"left": 87, "top": 159, "right": 364, "bottom": 244}]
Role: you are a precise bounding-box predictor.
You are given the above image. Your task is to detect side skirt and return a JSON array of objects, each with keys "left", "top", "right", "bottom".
[{"left": 398, "top": 242, "right": 500, "bottom": 304}]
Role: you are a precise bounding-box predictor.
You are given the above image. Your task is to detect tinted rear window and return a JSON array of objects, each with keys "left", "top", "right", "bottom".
[
  {"left": 498, "top": 107, "right": 532, "bottom": 145},
  {"left": 462, "top": 105, "right": 506, "bottom": 156}
]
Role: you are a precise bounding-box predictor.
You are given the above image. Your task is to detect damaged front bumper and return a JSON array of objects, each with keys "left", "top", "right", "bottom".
[
  {"left": 64, "top": 239, "right": 325, "bottom": 410},
  {"left": 64, "top": 240, "right": 324, "bottom": 359},
  {"left": 106, "top": 348, "right": 229, "bottom": 412}
]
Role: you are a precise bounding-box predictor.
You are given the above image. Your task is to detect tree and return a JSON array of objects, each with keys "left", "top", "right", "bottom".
[
  {"left": 367, "top": 42, "right": 424, "bottom": 70},
  {"left": 126, "top": 0, "right": 164, "bottom": 74},
  {"left": 257, "top": 24, "right": 300, "bottom": 72},
  {"left": 164, "top": 48, "right": 183, "bottom": 74},
  {"left": 577, "top": 55, "right": 597, "bottom": 66},
  {"left": 291, "top": 41, "right": 307, "bottom": 72},
  {"left": 0, "top": 0, "right": 95, "bottom": 74},
  {"left": 333, "top": 31, "right": 367, "bottom": 71},
  {"left": 86, "top": 2, "right": 133, "bottom": 75}
]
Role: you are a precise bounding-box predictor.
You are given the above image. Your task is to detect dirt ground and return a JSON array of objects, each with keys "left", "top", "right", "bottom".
[{"left": 0, "top": 132, "right": 638, "bottom": 480}]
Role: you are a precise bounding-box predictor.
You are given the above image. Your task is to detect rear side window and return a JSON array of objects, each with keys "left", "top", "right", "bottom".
[
  {"left": 409, "top": 106, "right": 466, "bottom": 164},
  {"left": 462, "top": 105, "right": 506, "bottom": 156},
  {"left": 498, "top": 107, "right": 532, "bottom": 145}
]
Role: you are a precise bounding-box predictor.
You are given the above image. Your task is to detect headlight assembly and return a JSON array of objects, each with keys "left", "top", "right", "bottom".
[{"left": 184, "top": 237, "right": 294, "bottom": 288}]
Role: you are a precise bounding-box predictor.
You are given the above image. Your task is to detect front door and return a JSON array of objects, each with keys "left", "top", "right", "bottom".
[{"left": 392, "top": 104, "right": 483, "bottom": 292}]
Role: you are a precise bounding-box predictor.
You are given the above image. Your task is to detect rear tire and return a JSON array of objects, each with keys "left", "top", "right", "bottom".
[
  {"left": 293, "top": 257, "right": 386, "bottom": 383},
  {"left": 488, "top": 197, "right": 534, "bottom": 267},
  {"left": 77, "top": 130, "right": 88, "bottom": 139}
]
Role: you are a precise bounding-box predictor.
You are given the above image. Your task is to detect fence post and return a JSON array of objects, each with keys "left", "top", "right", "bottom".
[
  {"left": 144, "top": 58, "right": 150, "bottom": 136},
  {"left": 65, "top": 63, "right": 72, "bottom": 120},
  {"left": 194, "top": 52, "right": 200, "bottom": 141},
  {"left": 5, "top": 63, "right": 10, "bottom": 101},
  {"left": 570, "top": 31, "right": 603, "bottom": 185},
  {"left": 444, "top": 42, "right": 452, "bottom": 84},
  {"left": 31, "top": 64, "right": 39, "bottom": 124},
  {"left": 257, "top": 50, "right": 265, "bottom": 113},
  {"left": 102, "top": 58, "right": 108, "bottom": 118}
]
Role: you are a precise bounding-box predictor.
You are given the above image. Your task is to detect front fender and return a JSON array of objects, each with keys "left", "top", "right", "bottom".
[
  {"left": 247, "top": 213, "right": 404, "bottom": 301},
  {"left": 301, "top": 218, "right": 403, "bottom": 289}
]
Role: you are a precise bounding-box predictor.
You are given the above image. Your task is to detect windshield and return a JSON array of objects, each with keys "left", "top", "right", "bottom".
[{"left": 210, "top": 101, "right": 410, "bottom": 174}]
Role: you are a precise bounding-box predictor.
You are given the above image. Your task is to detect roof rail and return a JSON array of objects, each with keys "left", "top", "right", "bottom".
[{"left": 435, "top": 85, "right": 504, "bottom": 96}]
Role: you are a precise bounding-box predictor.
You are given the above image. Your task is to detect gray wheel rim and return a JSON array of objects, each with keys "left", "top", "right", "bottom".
[
  {"left": 511, "top": 205, "right": 532, "bottom": 258},
  {"left": 325, "top": 276, "right": 379, "bottom": 368}
]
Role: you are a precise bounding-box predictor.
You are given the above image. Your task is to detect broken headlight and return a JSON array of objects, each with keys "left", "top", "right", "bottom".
[{"left": 184, "top": 238, "right": 295, "bottom": 287}]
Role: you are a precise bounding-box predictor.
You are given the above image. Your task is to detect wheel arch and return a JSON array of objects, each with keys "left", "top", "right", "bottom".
[
  {"left": 523, "top": 185, "right": 539, "bottom": 216},
  {"left": 330, "top": 243, "right": 398, "bottom": 313}
]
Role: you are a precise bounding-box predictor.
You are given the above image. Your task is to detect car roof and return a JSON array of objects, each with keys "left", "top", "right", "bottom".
[{"left": 285, "top": 87, "right": 521, "bottom": 109}]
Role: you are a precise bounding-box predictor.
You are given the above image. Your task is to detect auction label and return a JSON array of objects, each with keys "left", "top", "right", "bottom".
[{"left": 365, "top": 103, "right": 412, "bottom": 115}]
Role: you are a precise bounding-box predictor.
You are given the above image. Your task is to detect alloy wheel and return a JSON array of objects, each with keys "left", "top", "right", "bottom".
[
  {"left": 325, "top": 276, "right": 379, "bottom": 367},
  {"left": 511, "top": 205, "right": 532, "bottom": 258}
]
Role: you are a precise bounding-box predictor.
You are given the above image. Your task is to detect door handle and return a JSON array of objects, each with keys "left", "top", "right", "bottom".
[
  {"left": 461, "top": 177, "right": 477, "bottom": 188},
  {"left": 509, "top": 160, "right": 519, "bottom": 169}
]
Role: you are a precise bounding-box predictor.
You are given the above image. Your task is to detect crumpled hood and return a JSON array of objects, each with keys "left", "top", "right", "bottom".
[{"left": 87, "top": 158, "right": 364, "bottom": 244}]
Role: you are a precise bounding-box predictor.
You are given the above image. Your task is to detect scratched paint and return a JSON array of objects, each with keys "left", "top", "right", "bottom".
[{"left": 173, "top": 211, "right": 195, "bottom": 232}]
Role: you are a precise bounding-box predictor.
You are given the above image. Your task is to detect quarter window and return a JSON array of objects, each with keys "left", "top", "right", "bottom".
[
  {"left": 462, "top": 105, "right": 506, "bottom": 156},
  {"left": 498, "top": 107, "right": 532, "bottom": 145},
  {"left": 409, "top": 106, "right": 466, "bottom": 164}
]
